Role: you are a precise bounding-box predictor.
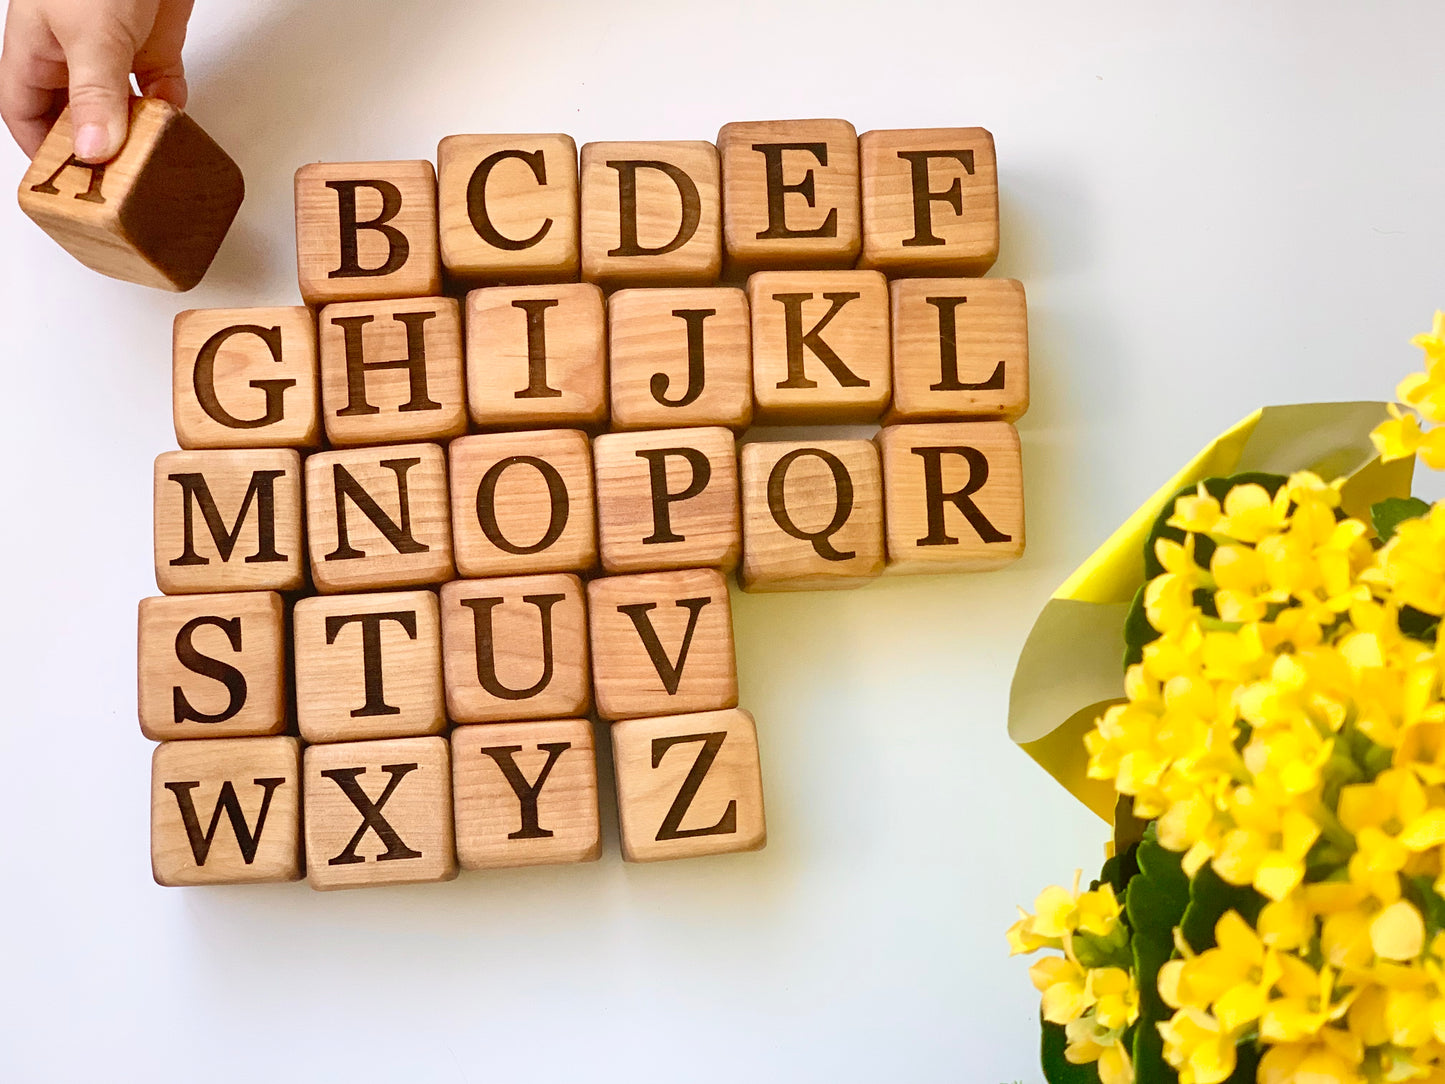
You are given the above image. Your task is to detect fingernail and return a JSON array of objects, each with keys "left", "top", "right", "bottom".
[{"left": 74, "top": 122, "right": 112, "bottom": 161}]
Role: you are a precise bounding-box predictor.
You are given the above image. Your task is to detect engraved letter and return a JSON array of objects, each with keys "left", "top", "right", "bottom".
[
  {"left": 911, "top": 446, "right": 1010, "bottom": 545},
  {"left": 607, "top": 160, "right": 701, "bottom": 257},
  {"left": 172, "top": 614, "right": 248, "bottom": 725},
  {"left": 459, "top": 593, "right": 565, "bottom": 701},
  {"left": 466, "top": 148, "right": 553, "bottom": 250},
  {"left": 165, "top": 777, "right": 285, "bottom": 865},
  {"left": 897, "top": 150, "right": 975, "bottom": 248},
  {"left": 772, "top": 292, "right": 868, "bottom": 389},
  {"left": 617, "top": 597, "right": 711, "bottom": 695},
  {"left": 766, "top": 448, "right": 856, "bottom": 561},
  {"left": 326, "top": 458, "right": 429, "bottom": 561},
  {"left": 652, "top": 732, "right": 736, "bottom": 841},
  {"left": 321, "top": 763, "right": 423, "bottom": 864},
  {"left": 193, "top": 324, "right": 295, "bottom": 430},
  {"left": 323, "top": 610, "right": 418, "bottom": 717},
  {"left": 477, "top": 742, "right": 571, "bottom": 839},
  {"left": 635, "top": 447, "right": 711, "bottom": 545},
  {"left": 326, "top": 179, "right": 409, "bottom": 278},
  {"left": 751, "top": 142, "right": 836, "bottom": 240},
  {"left": 474, "top": 456, "right": 569, "bottom": 555},
  {"left": 331, "top": 311, "right": 442, "bottom": 417}
]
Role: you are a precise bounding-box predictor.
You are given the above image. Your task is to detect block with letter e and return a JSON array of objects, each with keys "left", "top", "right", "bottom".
[{"left": 611, "top": 708, "right": 765, "bottom": 863}]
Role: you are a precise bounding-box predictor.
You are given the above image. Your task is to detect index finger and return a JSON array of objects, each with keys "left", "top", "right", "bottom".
[{"left": 0, "top": 70, "right": 58, "bottom": 158}]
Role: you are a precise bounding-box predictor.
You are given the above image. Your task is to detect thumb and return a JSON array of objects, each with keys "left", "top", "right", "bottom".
[{"left": 62, "top": 33, "right": 135, "bottom": 163}]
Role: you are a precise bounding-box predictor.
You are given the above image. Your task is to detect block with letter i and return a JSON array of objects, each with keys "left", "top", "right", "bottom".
[
  {"left": 877, "top": 421, "right": 1025, "bottom": 573},
  {"left": 19, "top": 100, "right": 243, "bottom": 290},
  {"left": 611, "top": 708, "right": 766, "bottom": 863}
]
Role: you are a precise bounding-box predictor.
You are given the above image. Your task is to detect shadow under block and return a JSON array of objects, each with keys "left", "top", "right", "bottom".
[
  {"left": 858, "top": 127, "right": 998, "bottom": 277},
  {"left": 303, "top": 736, "right": 458, "bottom": 890},
  {"left": 318, "top": 296, "right": 467, "bottom": 446},
  {"left": 607, "top": 287, "right": 752, "bottom": 431},
  {"left": 877, "top": 421, "right": 1025, "bottom": 573},
  {"left": 580, "top": 140, "right": 721, "bottom": 288},
  {"left": 304, "top": 442, "right": 453, "bottom": 593},
  {"left": 294, "top": 590, "right": 445, "bottom": 743},
  {"left": 172, "top": 307, "right": 319, "bottom": 449},
  {"left": 154, "top": 448, "right": 305, "bottom": 594},
  {"left": 138, "top": 592, "right": 287, "bottom": 741},
  {"left": 437, "top": 133, "right": 579, "bottom": 283},
  {"left": 587, "top": 568, "right": 737, "bottom": 721},
  {"left": 594, "top": 427, "right": 740, "bottom": 574},
  {"left": 440, "top": 575, "right": 590, "bottom": 723},
  {"left": 151, "top": 736, "right": 302, "bottom": 886},
  {"left": 294, "top": 159, "right": 441, "bottom": 306},
  {"left": 887, "top": 277, "right": 1029, "bottom": 424},
  {"left": 452, "top": 719, "right": 601, "bottom": 870},
  {"left": 448, "top": 430, "right": 597, "bottom": 578},
  {"left": 464, "top": 283, "right": 606, "bottom": 429},
  {"left": 717, "top": 119, "right": 860, "bottom": 272},
  {"left": 747, "top": 270, "right": 891, "bottom": 423},
  {"left": 611, "top": 708, "right": 766, "bottom": 863},
  {"left": 739, "top": 440, "right": 884, "bottom": 592},
  {"left": 19, "top": 100, "right": 243, "bottom": 291}
]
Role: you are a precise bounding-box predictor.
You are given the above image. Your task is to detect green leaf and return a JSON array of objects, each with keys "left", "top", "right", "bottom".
[
  {"left": 1372, "top": 496, "right": 1430, "bottom": 543},
  {"left": 1126, "top": 828, "right": 1190, "bottom": 1084},
  {"left": 1179, "top": 862, "right": 1265, "bottom": 954},
  {"left": 1041, "top": 1016, "right": 1102, "bottom": 1084},
  {"left": 1123, "top": 583, "right": 1154, "bottom": 669},
  {"left": 1399, "top": 605, "right": 1440, "bottom": 645}
]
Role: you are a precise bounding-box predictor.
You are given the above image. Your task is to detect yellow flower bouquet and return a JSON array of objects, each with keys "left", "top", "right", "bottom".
[{"left": 1008, "top": 316, "right": 1445, "bottom": 1084}]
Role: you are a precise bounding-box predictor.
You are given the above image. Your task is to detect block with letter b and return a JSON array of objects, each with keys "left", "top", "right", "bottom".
[
  {"left": 587, "top": 568, "right": 737, "bottom": 721},
  {"left": 19, "top": 100, "right": 243, "bottom": 291},
  {"left": 305, "top": 442, "right": 453, "bottom": 593},
  {"left": 304, "top": 736, "right": 457, "bottom": 890},
  {"left": 878, "top": 421, "right": 1025, "bottom": 573},
  {"left": 452, "top": 718, "right": 601, "bottom": 870},
  {"left": 153, "top": 448, "right": 305, "bottom": 594},
  {"left": 739, "top": 440, "right": 883, "bottom": 592},
  {"left": 151, "top": 736, "right": 302, "bottom": 886},
  {"left": 437, "top": 133, "right": 579, "bottom": 283},
  {"left": 611, "top": 708, "right": 766, "bottom": 863},
  {"left": 295, "top": 160, "right": 440, "bottom": 305},
  {"left": 318, "top": 296, "right": 467, "bottom": 446},
  {"left": 858, "top": 127, "right": 998, "bottom": 277}
]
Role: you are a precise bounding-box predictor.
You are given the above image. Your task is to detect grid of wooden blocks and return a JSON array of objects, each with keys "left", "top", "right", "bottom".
[{"left": 133, "top": 119, "right": 1027, "bottom": 889}]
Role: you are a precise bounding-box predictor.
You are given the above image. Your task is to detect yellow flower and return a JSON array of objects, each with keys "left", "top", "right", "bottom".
[
  {"left": 1158, "top": 1006, "right": 1238, "bottom": 1084},
  {"left": 1216, "top": 482, "right": 1291, "bottom": 544},
  {"left": 1211, "top": 788, "right": 1319, "bottom": 901},
  {"left": 1376, "top": 504, "right": 1445, "bottom": 616},
  {"left": 1063, "top": 1013, "right": 1135, "bottom": 1084},
  {"left": 1169, "top": 487, "right": 1223, "bottom": 535},
  {"left": 1031, "top": 954, "right": 1090, "bottom": 1024},
  {"left": 1371, "top": 900, "right": 1426, "bottom": 962},
  {"left": 1260, "top": 953, "right": 1350, "bottom": 1043},
  {"left": 1256, "top": 1028, "right": 1365, "bottom": 1084},
  {"left": 1372, "top": 405, "right": 1445, "bottom": 469}
]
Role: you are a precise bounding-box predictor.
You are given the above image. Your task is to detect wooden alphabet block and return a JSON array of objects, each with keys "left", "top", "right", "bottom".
[
  {"left": 858, "top": 127, "right": 998, "bottom": 276},
  {"left": 594, "top": 427, "right": 740, "bottom": 574},
  {"left": 717, "top": 119, "right": 860, "bottom": 272},
  {"left": 580, "top": 140, "right": 721, "bottom": 288},
  {"left": 295, "top": 160, "right": 440, "bottom": 306},
  {"left": 611, "top": 708, "right": 765, "bottom": 863},
  {"left": 172, "top": 307, "right": 319, "bottom": 450},
  {"left": 587, "top": 568, "right": 737, "bottom": 721},
  {"left": 304, "top": 443, "right": 453, "bottom": 593},
  {"left": 739, "top": 440, "right": 883, "bottom": 592},
  {"left": 317, "top": 296, "right": 467, "bottom": 446},
  {"left": 440, "top": 575, "right": 590, "bottom": 723},
  {"left": 294, "top": 590, "right": 445, "bottom": 743},
  {"left": 304, "top": 736, "right": 457, "bottom": 890},
  {"left": 19, "top": 100, "right": 243, "bottom": 291},
  {"left": 747, "top": 270, "right": 891, "bottom": 423},
  {"left": 607, "top": 287, "right": 752, "bottom": 431},
  {"left": 138, "top": 592, "right": 286, "bottom": 741},
  {"left": 154, "top": 448, "right": 305, "bottom": 594},
  {"left": 877, "top": 421, "right": 1025, "bottom": 573},
  {"left": 151, "top": 736, "right": 302, "bottom": 886},
  {"left": 452, "top": 718, "right": 601, "bottom": 869},
  {"left": 465, "top": 284, "right": 606, "bottom": 430},
  {"left": 437, "top": 133, "right": 579, "bottom": 283},
  {"left": 449, "top": 430, "right": 597, "bottom": 578}
]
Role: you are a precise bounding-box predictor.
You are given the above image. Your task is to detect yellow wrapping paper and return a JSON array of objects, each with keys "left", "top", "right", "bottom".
[{"left": 1008, "top": 402, "right": 1415, "bottom": 822}]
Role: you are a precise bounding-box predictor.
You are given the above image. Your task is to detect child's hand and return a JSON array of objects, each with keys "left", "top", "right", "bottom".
[{"left": 0, "top": 0, "right": 194, "bottom": 162}]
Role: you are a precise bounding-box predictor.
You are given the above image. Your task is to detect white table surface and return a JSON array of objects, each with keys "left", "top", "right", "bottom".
[{"left": 4, "top": 2, "right": 1444, "bottom": 1080}]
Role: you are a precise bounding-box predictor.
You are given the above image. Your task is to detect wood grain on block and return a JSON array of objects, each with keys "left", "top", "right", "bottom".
[
  {"left": 465, "top": 283, "right": 606, "bottom": 430},
  {"left": 611, "top": 708, "right": 765, "bottom": 863},
  {"left": 607, "top": 287, "right": 752, "bottom": 432},
  {"left": 304, "top": 736, "right": 457, "bottom": 890},
  {"left": 580, "top": 140, "right": 721, "bottom": 288},
  {"left": 172, "top": 306, "right": 319, "bottom": 449},
  {"left": 887, "top": 277, "right": 1028, "bottom": 423},
  {"left": 151, "top": 736, "right": 302, "bottom": 885},
  {"left": 748, "top": 270, "right": 890, "bottom": 423},
  {"left": 587, "top": 568, "right": 736, "bottom": 721},
  {"left": 437, "top": 133, "right": 579, "bottom": 283},
  {"left": 452, "top": 718, "right": 601, "bottom": 870},
  {"left": 717, "top": 119, "right": 860, "bottom": 271},
  {"left": 305, "top": 443, "right": 453, "bottom": 593},
  {"left": 858, "top": 127, "right": 998, "bottom": 276},
  {"left": 138, "top": 592, "right": 287, "bottom": 741},
  {"left": 594, "top": 427, "right": 740, "bottom": 574},
  {"left": 294, "top": 590, "right": 445, "bottom": 743},
  {"left": 877, "top": 421, "right": 1024, "bottom": 573},
  {"left": 154, "top": 448, "right": 305, "bottom": 594},
  {"left": 440, "top": 575, "right": 590, "bottom": 724},
  {"left": 739, "top": 439, "right": 883, "bottom": 592},
  {"left": 317, "top": 296, "right": 466, "bottom": 446},
  {"left": 449, "top": 430, "right": 596, "bottom": 578},
  {"left": 295, "top": 159, "right": 440, "bottom": 305},
  {"left": 19, "top": 99, "right": 243, "bottom": 291}
]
